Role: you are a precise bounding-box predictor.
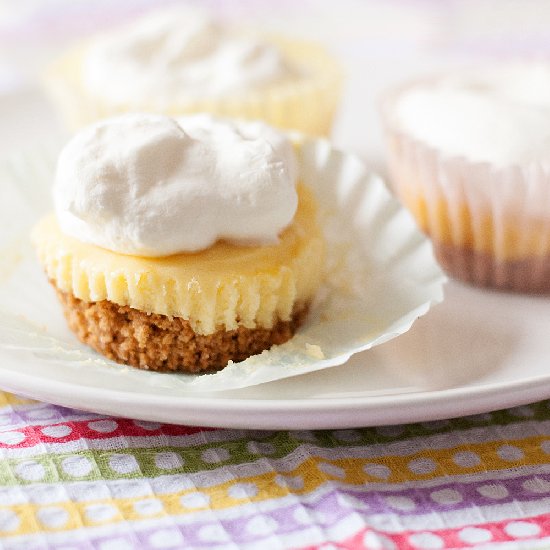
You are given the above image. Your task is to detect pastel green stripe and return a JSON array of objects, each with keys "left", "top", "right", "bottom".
[
  {"left": 397, "top": 401, "right": 550, "bottom": 438},
  {"left": 1, "top": 433, "right": 294, "bottom": 485},
  {"left": 0, "top": 402, "right": 547, "bottom": 487},
  {"left": 0, "top": 456, "right": 61, "bottom": 485},
  {"left": 1, "top": 409, "right": 549, "bottom": 486},
  {"left": 314, "top": 400, "right": 550, "bottom": 446}
]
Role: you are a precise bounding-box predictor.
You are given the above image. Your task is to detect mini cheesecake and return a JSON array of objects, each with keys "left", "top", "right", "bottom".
[
  {"left": 382, "top": 65, "right": 550, "bottom": 293},
  {"left": 32, "top": 185, "right": 324, "bottom": 372},
  {"left": 45, "top": 7, "right": 341, "bottom": 136},
  {"left": 31, "top": 114, "right": 325, "bottom": 372}
]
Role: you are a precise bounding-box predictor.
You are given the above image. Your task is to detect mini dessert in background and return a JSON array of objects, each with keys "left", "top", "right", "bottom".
[
  {"left": 381, "top": 64, "right": 550, "bottom": 293},
  {"left": 31, "top": 114, "right": 325, "bottom": 372},
  {"left": 45, "top": 7, "right": 342, "bottom": 136}
]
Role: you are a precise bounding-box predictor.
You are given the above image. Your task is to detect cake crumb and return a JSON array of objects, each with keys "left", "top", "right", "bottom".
[{"left": 305, "top": 343, "right": 324, "bottom": 359}]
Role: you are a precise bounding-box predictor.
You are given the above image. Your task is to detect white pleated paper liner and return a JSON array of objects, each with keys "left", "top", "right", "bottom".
[{"left": 0, "top": 139, "right": 446, "bottom": 392}]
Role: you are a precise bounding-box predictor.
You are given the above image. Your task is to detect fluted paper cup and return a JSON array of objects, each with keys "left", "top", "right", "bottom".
[
  {"left": 44, "top": 37, "right": 342, "bottom": 137},
  {"left": 0, "top": 138, "right": 444, "bottom": 392},
  {"left": 381, "top": 79, "right": 550, "bottom": 294}
]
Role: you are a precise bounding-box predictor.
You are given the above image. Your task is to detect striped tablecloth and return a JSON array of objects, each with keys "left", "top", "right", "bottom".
[{"left": 1, "top": 392, "right": 550, "bottom": 549}]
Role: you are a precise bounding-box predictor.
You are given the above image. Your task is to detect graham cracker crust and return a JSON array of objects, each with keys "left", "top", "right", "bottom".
[
  {"left": 54, "top": 285, "right": 308, "bottom": 373},
  {"left": 433, "top": 242, "right": 550, "bottom": 294}
]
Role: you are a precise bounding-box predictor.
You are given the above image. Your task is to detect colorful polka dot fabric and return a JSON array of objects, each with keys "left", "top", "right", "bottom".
[{"left": 1, "top": 392, "right": 550, "bottom": 549}]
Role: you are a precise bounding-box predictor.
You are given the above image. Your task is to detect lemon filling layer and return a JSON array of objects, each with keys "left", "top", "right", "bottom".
[{"left": 32, "top": 185, "right": 324, "bottom": 335}]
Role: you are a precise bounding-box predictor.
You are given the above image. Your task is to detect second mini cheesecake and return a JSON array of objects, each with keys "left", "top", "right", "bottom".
[{"left": 382, "top": 65, "right": 550, "bottom": 293}]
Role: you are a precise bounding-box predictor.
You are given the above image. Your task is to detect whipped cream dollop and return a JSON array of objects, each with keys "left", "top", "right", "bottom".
[
  {"left": 82, "top": 8, "right": 297, "bottom": 103},
  {"left": 392, "top": 64, "right": 550, "bottom": 168},
  {"left": 54, "top": 114, "right": 298, "bottom": 256}
]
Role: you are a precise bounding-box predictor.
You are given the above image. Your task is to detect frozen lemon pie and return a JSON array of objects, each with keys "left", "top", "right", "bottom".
[
  {"left": 32, "top": 114, "right": 325, "bottom": 372},
  {"left": 383, "top": 65, "right": 550, "bottom": 293},
  {"left": 45, "top": 7, "right": 341, "bottom": 136}
]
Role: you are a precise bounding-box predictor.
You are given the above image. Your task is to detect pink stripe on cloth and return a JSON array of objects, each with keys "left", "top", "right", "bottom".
[
  {"left": 0, "top": 418, "right": 214, "bottom": 449},
  {"left": 300, "top": 512, "right": 550, "bottom": 549}
]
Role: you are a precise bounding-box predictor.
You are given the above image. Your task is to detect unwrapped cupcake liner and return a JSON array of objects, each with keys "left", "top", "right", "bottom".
[
  {"left": 381, "top": 82, "right": 550, "bottom": 293},
  {"left": 0, "top": 138, "right": 444, "bottom": 392},
  {"left": 44, "top": 37, "right": 342, "bottom": 137}
]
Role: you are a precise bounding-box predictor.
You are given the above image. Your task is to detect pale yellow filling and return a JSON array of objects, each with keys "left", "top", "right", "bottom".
[{"left": 32, "top": 185, "right": 324, "bottom": 335}]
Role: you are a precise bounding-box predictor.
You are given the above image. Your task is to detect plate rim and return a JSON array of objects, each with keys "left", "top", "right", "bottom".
[{"left": 2, "top": 349, "right": 550, "bottom": 429}]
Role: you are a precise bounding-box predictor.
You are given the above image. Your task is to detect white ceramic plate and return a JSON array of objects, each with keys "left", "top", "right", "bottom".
[
  {"left": 0, "top": 138, "right": 445, "bottom": 390},
  {"left": 0, "top": 89, "right": 549, "bottom": 430},
  {"left": 1, "top": 279, "right": 550, "bottom": 429},
  {"left": 1, "top": 205, "right": 549, "bottom": 430}
]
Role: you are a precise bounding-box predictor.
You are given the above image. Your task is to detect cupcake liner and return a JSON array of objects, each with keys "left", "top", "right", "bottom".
[
  {"left": 381, "top": 81, "right": 550, "bottom": 293},
  {"left": 44, "top": 37, "right": 342, "bottom": 136},
  {"left": 0, "top": 138, "right": 444, "bottom": 392}
]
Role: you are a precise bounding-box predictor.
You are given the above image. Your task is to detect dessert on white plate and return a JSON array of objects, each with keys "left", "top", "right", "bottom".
[
  {"left": 45, "top": 7, "right": 342, "bottom": 135},
  {"left": 32, "top": 114, "right": 325, "bottom": 373},
  {"left": 0, "top": 112, "right": 444, "bottom": 390},
  {"left": 382, "top": 63, "right": 550, "bottom": 293}
]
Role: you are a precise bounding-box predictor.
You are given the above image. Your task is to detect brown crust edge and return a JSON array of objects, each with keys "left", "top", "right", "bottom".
[
  {"left": 433, "top": 242, "right": 550, "bottom": 294},
  {"left": 53, "top": 284, "right": 309, "bottom": 373}
]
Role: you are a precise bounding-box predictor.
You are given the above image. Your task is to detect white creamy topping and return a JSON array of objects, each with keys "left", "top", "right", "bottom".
[
  {"left": 54, "top": 113, "right": 298, "bottom": 256},
  {"left": 392, "top": 64, "right": 550, "bottom": 167},
  {"left": 82, "top": 8, "right": 297, "bottom": 102}
]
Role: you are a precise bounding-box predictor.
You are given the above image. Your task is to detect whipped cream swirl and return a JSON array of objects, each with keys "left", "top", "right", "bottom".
[
  {"left": 54, "top": 114, "right": 298, "bottom": 256},
  {"left": 392, "top": 64, "right": 550, "bottom": 168},
  {"left": 82, "top": 8, "right": 297, "bottom": 102}
]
